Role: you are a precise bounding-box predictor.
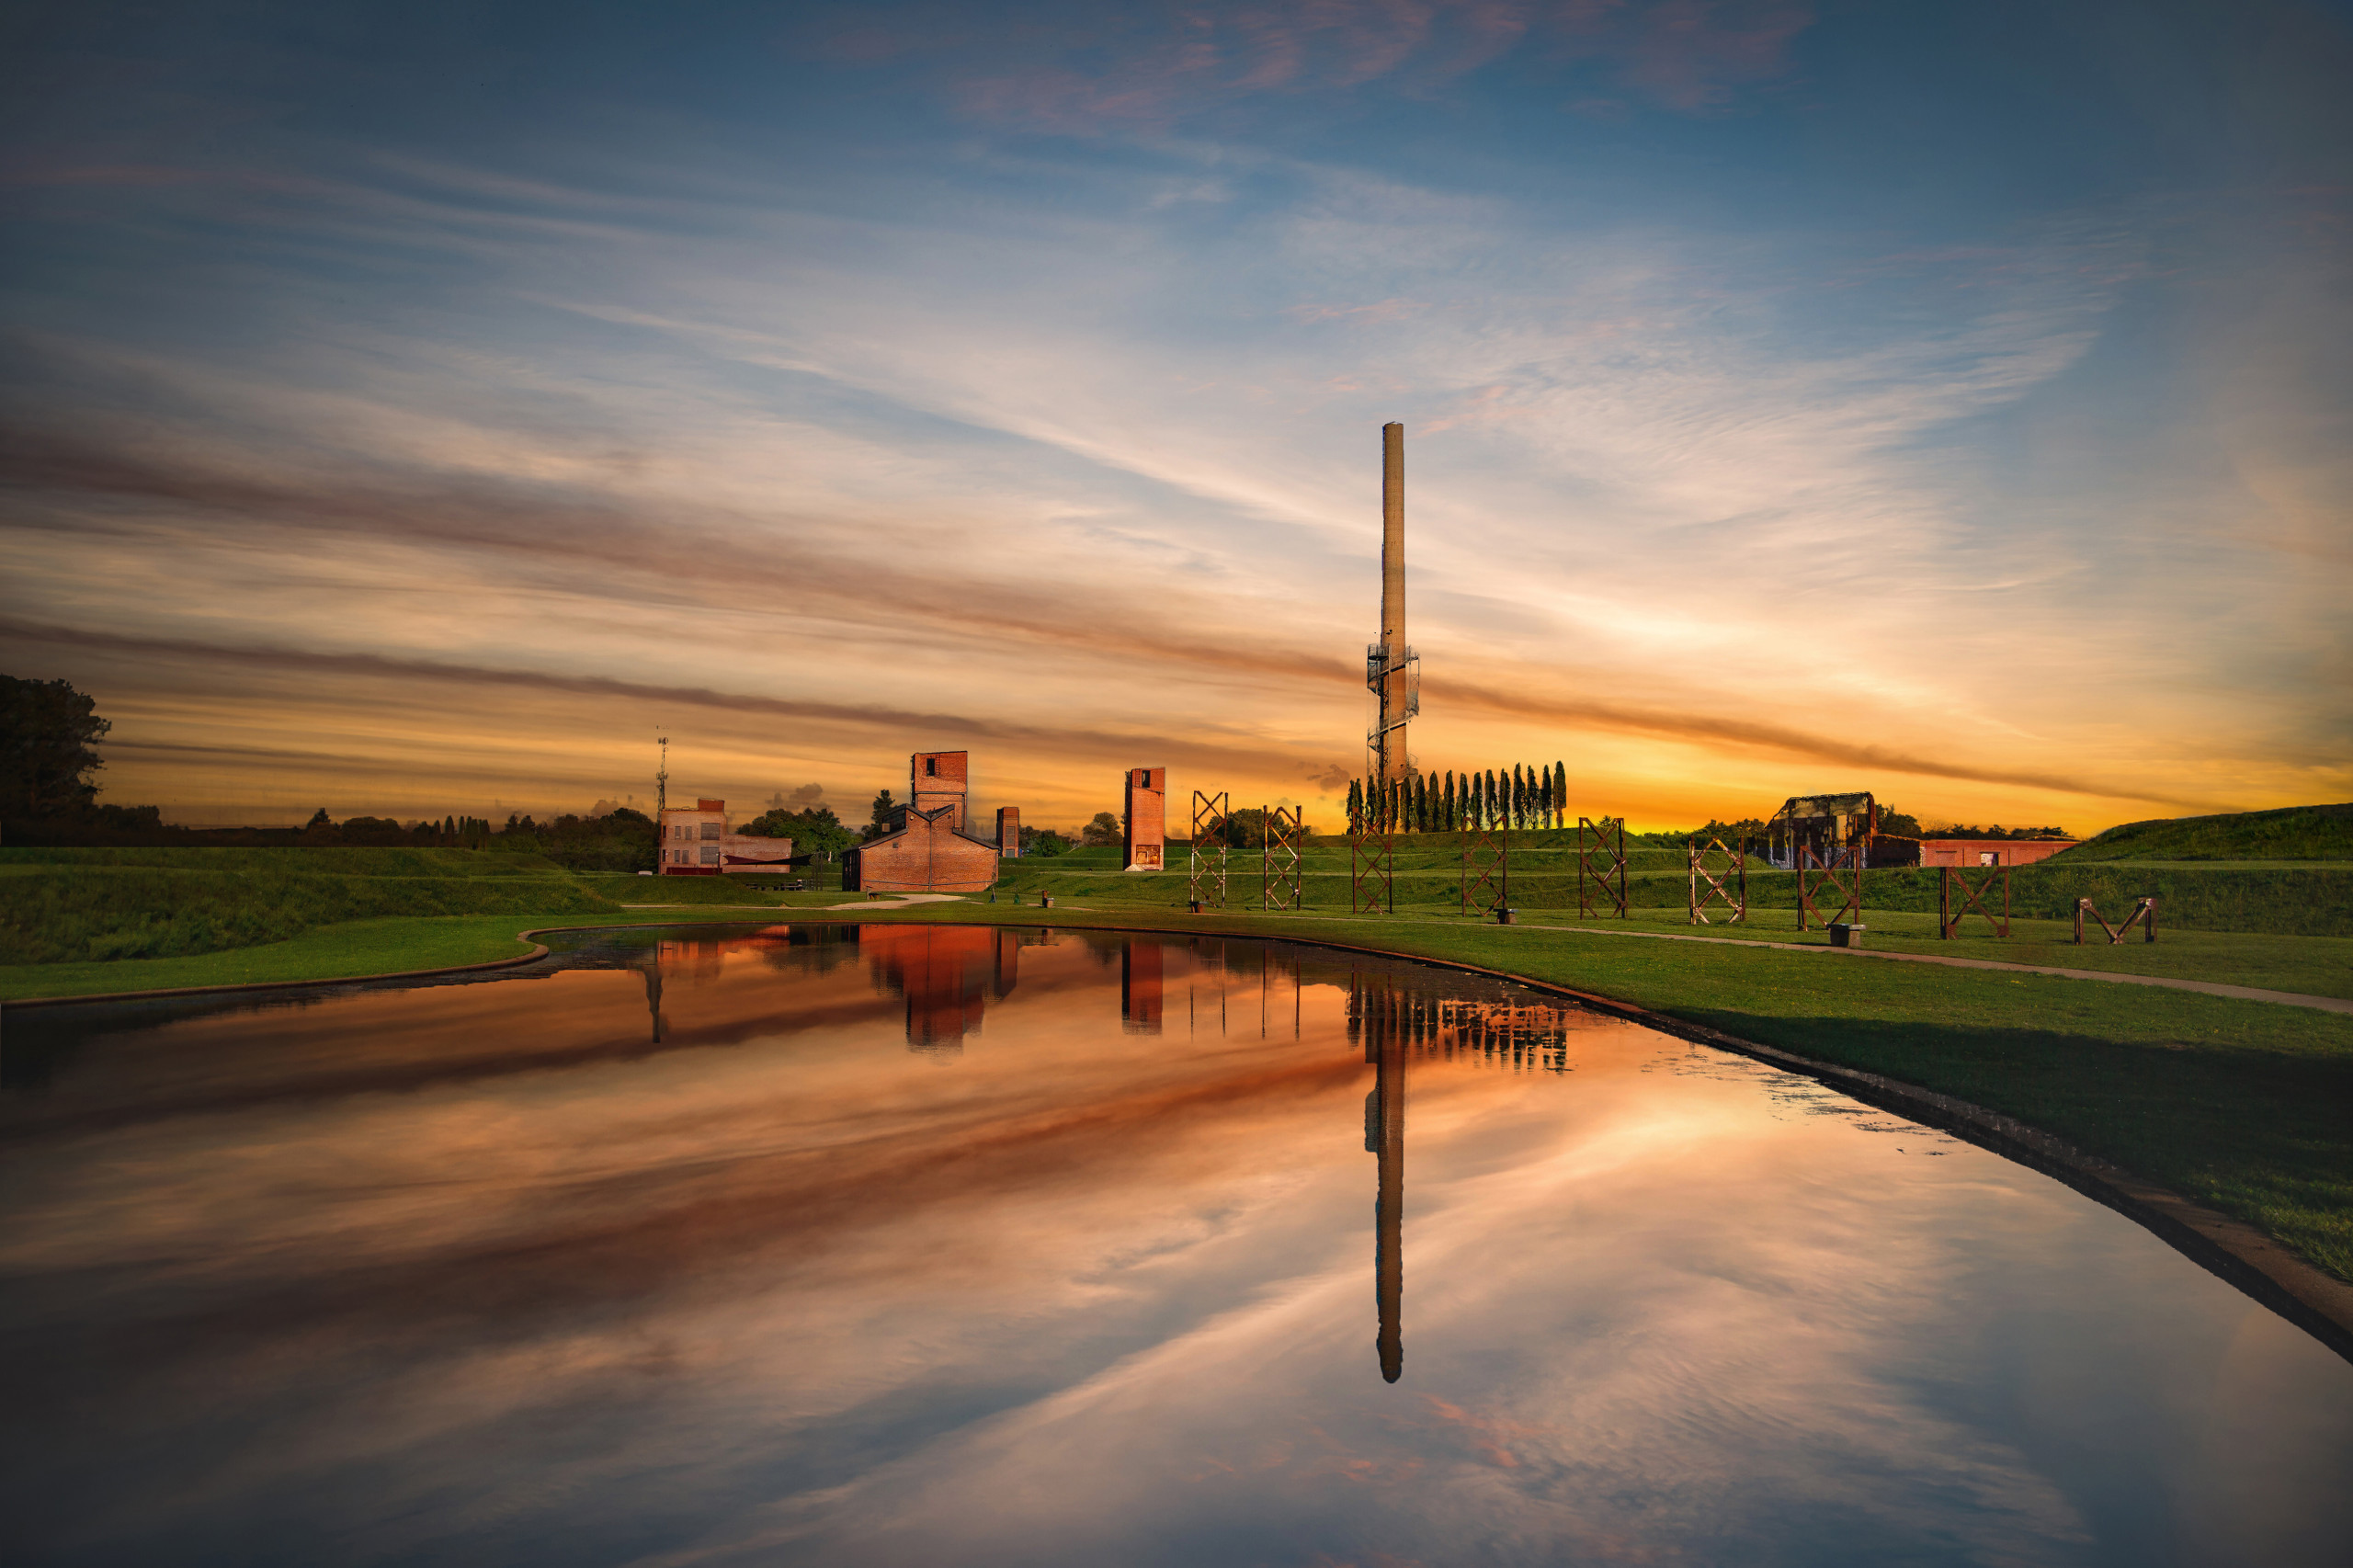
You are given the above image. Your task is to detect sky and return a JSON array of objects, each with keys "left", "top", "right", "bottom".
[{"left": 3, "top": 0, "right": 2348, "bottom": 835}]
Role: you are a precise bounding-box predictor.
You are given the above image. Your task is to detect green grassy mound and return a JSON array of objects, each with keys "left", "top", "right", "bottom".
[
  {"left": 0, "top": 848, "right": 618, "bottom": 964},
  {"left": 2056, "top": 801, "right": 2353, "bottom": 862}
]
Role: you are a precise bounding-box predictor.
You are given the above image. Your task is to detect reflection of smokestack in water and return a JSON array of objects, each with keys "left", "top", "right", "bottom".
[{"left": 1364, "top": 983, "right": 1405, "bottom": 1383}]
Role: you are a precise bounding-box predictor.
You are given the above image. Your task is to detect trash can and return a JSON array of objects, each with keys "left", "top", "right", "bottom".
[
  {"left": 1496, "top": 907, "right": 1517, "bottom": 926},
  {"left": 1040, "top": 893, "right": 1054, "bottom": 909},
  {"left": 1829, "top": 922, "right": 1866, "bottom": 948},
  {"left": 1189, "top": 899, "right": 1204, "bottom": 914}
]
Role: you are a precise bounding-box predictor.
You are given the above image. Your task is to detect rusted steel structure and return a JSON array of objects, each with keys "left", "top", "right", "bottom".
[
  {"left": 2076, "top": 896, "right": 2158, "bottom": 944},
  {"left": 1938, "top": 864, "right": 2010, "bottom": 938},
  {"left": 1577, "top": 816, "right": 1628, "bottom": 918},
  {"left": 1796, "top": 846, "right": 1865, "bottom": 930},
  {"left": 1188, "top": 790, "right": 1229, "bottom": 910},
  {"left": 1461, "top": 819, "right": 1507, "bottom": 915},
  {"left": 1349, "top": 800, "right": 1394, "bottom": 914},
  {"left": 1261, "top": 803, "right": 1304, "bottom": 911},
  {"left": 1366, "top": 422, "right": 1419, "bottom": 787},
  {"left": 1688, "top": 836, "right": 1746, "bottom": 924}
]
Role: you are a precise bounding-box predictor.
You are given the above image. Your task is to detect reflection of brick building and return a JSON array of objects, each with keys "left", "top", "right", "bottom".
[
  {"left": 1120, "top": 941, "right": 1163, "bottom": 1035},
  {"left": 656, "top": 798, "right": 796, "bottom": 876},
  {"left": 1123, "top": 767, "right": 1165, "bottom": 871},
  {"left": 858, "top": 924, "right": 1022, "bottom": 1053},
  {"left": 845, "top": 752, "right": 1003, "bottom": 892}
]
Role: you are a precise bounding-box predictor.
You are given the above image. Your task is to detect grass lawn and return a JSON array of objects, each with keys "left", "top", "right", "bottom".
[{"left": 0, "top": 908, "right": 806, "bottom": 1000}]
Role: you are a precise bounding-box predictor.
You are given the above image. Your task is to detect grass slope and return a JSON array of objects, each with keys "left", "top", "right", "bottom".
[
  {"left": 2056, "top": 801, "right": 2353, "bottom": 862},
  {"left": 0, "top": 848, "right": 615, "bottom": 964}
]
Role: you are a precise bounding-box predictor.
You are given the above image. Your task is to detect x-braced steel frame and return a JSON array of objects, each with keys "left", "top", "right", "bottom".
[
  {"left": 1688, "top": 836, "right": 1745, "bottom": 924},
  {"left": 2075, "top": 896, "right": 2158, "bottom": 945},
  {"left": 1578, "top": 816, "right": 1627, "bottom": 919},
  {"left": 1796, "top": 845, "right": 1863, "bottom": 930},
  {"left": 1349, "top": 808, "right": 1394, "bottom": 915},
  {"left": 1188, "top": 791, "right": 1229, "bottom": 909},
  {"left": 1261, "top": 803, "right": 1303, "bottom": 911},
  {"left": 1938, "top": 863, "right": 2009, "bottom": 938},
  {"left": 1461, "top": 821, "right": 1508, "bottom": 915}
]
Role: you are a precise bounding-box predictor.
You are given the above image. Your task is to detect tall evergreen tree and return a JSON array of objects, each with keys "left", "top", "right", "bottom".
[
  {"left": 1347, "top": 778, "right": 1362, "bottom": 828},
  {"left": 1553, "top": 759, "right": 1568, "bottom": 827}
]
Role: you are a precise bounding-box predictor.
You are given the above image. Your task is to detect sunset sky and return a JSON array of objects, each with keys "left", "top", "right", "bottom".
[{"left": 4, "top": 0, "right": 2348, "bottom": 834}]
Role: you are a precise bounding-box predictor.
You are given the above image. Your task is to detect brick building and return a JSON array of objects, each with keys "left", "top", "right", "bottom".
[
  {"left": 656, "top": 798, "right": 796, "bottom": 876},
  {"left": 845, "top": 751, "right": 1003, "bottom": 892},
  {"left": 997, "top": 806, "right": 1020, "bottom": 858},
  {"left": 1915, "top": 838, "right": 2080, "bottom": 867},
  {"left": 1123, "top": 767, "right": 1165, "bottom": 871}
]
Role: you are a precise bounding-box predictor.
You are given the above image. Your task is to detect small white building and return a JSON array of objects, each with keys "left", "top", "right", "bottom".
[{"left": 657, "top": 798, "right": 795, "bottom": 876}]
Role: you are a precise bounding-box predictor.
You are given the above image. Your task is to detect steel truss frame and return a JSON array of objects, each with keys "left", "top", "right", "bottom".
[
  {"left": 1188, "top": 791, "right": 1229, "bottom": 909},
  {"left": 1261, "top": 803, "right": 1303, "bottom": 911},
  {"left": 1349, "top": 806, "right": 1394, "bottom": 915},
  {"left": 1688, "top": 836, "right": 1746, "bottom": 924},
  {"left": 1938, "top": 863, "right": 2009, "bottom": 938},
  {"left": 2075, "top": 895, "right": 2158, "bottom": 945},
  {"left": 1796, "top": 845, "right": 1864, "bottom": 930},
  {"left": 1578, "top": 816, "right": 1628, "bottom": 918},
  {"left": 1461, "top": 822, "right": 1508, "bottom": 915}
]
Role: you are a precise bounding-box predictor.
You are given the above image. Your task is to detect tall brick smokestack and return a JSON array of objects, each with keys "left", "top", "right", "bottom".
[
  {"left": 1367, "top": 423, "right": 1417, "bottom": 787},
  {"left": 1381, "top": 422, "right": 1404, "bottom": 664}
]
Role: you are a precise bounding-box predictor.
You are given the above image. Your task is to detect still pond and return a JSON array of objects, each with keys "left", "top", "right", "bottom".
[{"left": 3, "top": 925, "right": 2349, "bottom": 1566}]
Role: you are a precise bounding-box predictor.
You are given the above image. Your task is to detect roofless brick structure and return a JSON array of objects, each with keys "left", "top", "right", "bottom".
[
  {"left": 844, "top": 751, "right": 1003, "bottom": 892},
  {"left": 1123, "top": 767, "right": 1165, "bottom": 871}
]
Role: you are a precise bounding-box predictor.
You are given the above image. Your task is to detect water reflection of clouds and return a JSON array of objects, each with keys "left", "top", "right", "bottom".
[{"left": 3, "top": 929, "right": 2348, "bottom": 1565}]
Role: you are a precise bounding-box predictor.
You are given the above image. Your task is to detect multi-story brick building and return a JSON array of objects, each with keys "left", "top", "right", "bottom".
[
  {"left": 844, "top": 752, "right": 1003, "bottom": 892},
  {"left": 655, "top": 798, "right": 796, "bottom": 876}
]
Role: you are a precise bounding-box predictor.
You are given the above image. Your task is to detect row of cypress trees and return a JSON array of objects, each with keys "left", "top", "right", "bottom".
[{"left": 1346, "top": 762, "right": 1572, "bottom": 834}]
